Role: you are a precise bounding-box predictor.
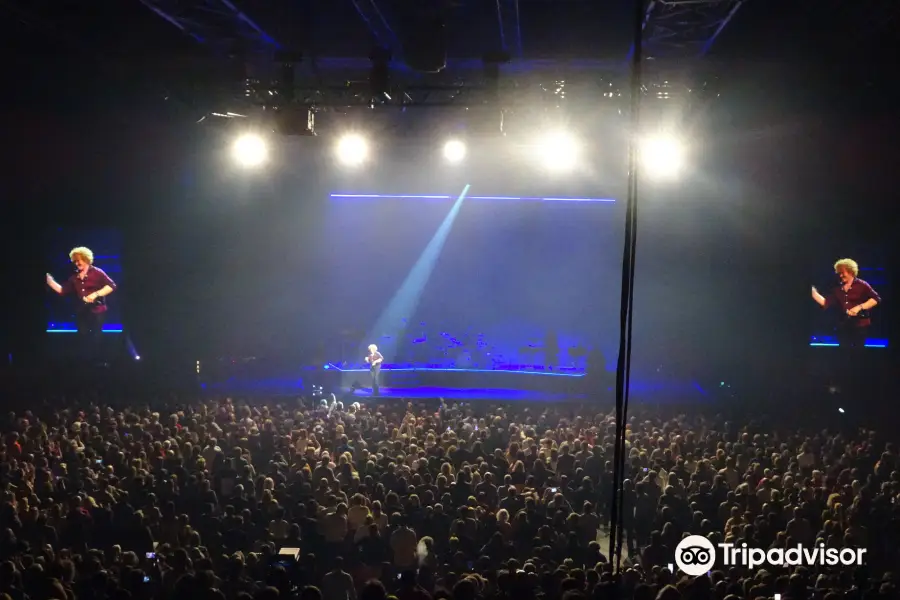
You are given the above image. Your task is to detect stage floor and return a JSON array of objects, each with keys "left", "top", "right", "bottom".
[
  {"left": 201, "top": 375, "right": 709, "bottom": 404},
  {"left": 201, "top": 379, "right": 581, "bottom": 402},
  {"left": 346, "top": 386, "right": 581, "bottom": 402}
]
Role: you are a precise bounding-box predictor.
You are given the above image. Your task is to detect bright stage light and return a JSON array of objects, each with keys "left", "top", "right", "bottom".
[
  {"left": 537, "top": 131, "right": 579, "bottom": 171},
  {"left": 335, "top": 134, "right": 369, "bottom": 166},
  {"left": 232, "top": 134, "right": 268, "bottom": 167},
  {"left": 640, "top": 135, "right": 685, "bottom": 179},
  {"left": 443, "top": 139, "right": 466, "bottom": 162}
]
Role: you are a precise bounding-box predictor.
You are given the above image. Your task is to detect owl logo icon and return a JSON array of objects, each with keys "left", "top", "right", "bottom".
[{"left": 675, "top": 536, "right": 716, "bottom": 576}]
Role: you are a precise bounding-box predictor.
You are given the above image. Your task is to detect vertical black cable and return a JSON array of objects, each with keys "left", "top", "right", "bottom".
[{"left": 607, "top": 0, "right": 645, "bottom": 574}]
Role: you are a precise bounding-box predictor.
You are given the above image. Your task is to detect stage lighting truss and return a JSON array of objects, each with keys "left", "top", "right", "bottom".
[
  {"left": 189, "top": 57, "right": 714, "bottom": 159},
  {"left": 224, "top": 56, "right": 711, "bottom": 112},
  {"left": 195, "top": 63, "right": 696, "bottom": 176},
  {"left": 137, "top": 0, "right": 734, "bottom": 114}
]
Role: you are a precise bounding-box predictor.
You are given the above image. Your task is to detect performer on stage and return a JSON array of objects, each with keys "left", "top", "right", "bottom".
[
  {"left": 811, "top": 258, "right": 880, "bottom": 349},
  {"left": 46, "top": 246, "right": 117, "bottom": 361},
  {"left": 364, "top": 343, "right": 384, "bottom": 396}
]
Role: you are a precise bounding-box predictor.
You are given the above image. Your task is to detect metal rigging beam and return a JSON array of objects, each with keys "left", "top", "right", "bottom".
[
  {"left": 233, "top": 58, "right": 630, "bottom": 108},
  {"left": 136, "top": 0, "right": 280, "bottom": 54},
  {"left": 630, "top": 0, "right": 745, "bottom": 62}
]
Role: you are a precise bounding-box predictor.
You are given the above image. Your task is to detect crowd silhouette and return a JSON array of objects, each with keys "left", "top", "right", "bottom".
[{"left": 0, "top": 396, "right": 897, "bottom": 600}]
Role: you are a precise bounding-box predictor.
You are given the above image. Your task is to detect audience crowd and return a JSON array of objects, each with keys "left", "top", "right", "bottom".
[{"left": 1, "top": 396, "right": 898, "bottom": 600}]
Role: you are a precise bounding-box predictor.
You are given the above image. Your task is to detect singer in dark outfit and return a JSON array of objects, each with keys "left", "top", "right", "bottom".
[
  {"left": 46, "top": 246, "right": 117, "bottom": 362},
  {"left": 365, "top": 344, "right": 384, "bottom": 396},
  {"left": 811, "top": 258, "right": 881, "bottom": 349}
]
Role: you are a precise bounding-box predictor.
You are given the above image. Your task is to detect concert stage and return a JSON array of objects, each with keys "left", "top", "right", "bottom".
[
  {"left": 341, "top": 383, "right": 704, "bottom": 403},
  {"left": 8, "top": 352, "right": 710, "bottom": 405},
  {"left": 198, "top": 363, "right": 710, "bottom": 404},
  {"left": 328, "top": 364, "right": 589, "bottom": 394},
  {"left": 347, "top": 386, "right": 577, "bottom": 402}
]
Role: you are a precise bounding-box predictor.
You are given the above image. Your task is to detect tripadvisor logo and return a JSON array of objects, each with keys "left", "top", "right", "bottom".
[{"left": 674, "top": 535, "right": 866, "bottom": 576}]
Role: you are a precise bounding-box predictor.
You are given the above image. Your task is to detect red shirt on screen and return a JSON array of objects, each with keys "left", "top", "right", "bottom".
[
  {"left": 62, "top": 266, "right": 117, "bottom": 314},
  {"left": 823, "top": 278, "right": 881, "bottom": 327}
]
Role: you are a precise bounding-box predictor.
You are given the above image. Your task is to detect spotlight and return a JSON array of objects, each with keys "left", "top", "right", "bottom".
[
  {"left": 537, "top": 131, "right": 578, "bottom": 171},
  {"left": 335, "top": 134, "right": 369, "bottom": 166},
  {"left": 640, "top": 135, "right": 685, "bottom": 179},
  {"left": 232, "top": 134, "right": 268, "bottom": 167},
  {"left": 443, "top": 139, "right": 466, "bottom": 163}
]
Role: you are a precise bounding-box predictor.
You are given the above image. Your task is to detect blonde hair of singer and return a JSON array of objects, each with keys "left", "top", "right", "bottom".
[
  {"left": 368, "top": 344, "right": 378, "bottom": 352},
  {"left": 833, "top": 258, "right": 859, "bottom": 277},
  {"left": 69, "top": 246, "right": 95, "bottom": 265}
]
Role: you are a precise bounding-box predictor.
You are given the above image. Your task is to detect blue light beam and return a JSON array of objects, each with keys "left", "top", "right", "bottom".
[
  {"left": 331, "top": 193, "right": 615, "bottom": 203},
  {"left": 364, "top": 185, "right": 471, "bottom": 362},
  {"left": 334, "top": 366, "right": 582, "bottom": 377},
  {"left": 809, "top": 335, "right": 888, "bottom": 348},
  {"left": 46, "top": 329, "right": 123, "bottom": 334}
]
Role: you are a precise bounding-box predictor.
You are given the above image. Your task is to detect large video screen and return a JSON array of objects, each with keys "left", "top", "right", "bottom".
[
  {"left": 315, "top": 191, "right": 622, "bottom": 372},
  {"left": 44, "top": 228, "right": 123, "bottom": 334},
  {"left": 810, "top": 259, "right": 888, "bottom": 349}
]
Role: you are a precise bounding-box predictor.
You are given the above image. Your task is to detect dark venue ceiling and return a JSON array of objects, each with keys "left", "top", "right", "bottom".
[
  {"left": 4, "top": 0, "right": 899, "bottom": 115},
  {"left": 3, "top": 0, "right": 899, "bottom": 232}
]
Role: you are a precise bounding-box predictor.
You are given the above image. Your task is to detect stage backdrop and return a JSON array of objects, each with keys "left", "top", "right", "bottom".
[{"left": 311, "top": 192, "right": 622, "bottom": 372}]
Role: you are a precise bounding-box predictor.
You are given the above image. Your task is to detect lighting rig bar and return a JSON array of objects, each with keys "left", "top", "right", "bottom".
[
  {"left": 235, "top": 81, "right": 707, "bottom": 116},
  {"left": 636, "top": 0, "right": 745, "bottom": 61},
  {"left": 137, "top": 0, "right": 280, "bottom": 54},
  {"left": 231, "top": 56, "right": 630, "bottom": 107},
  {"left": 245, "top": 58, "right": 705, "bottom": 107},
  {"left": 252, "top": 83, "right": 507, "bottom": 109}
]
